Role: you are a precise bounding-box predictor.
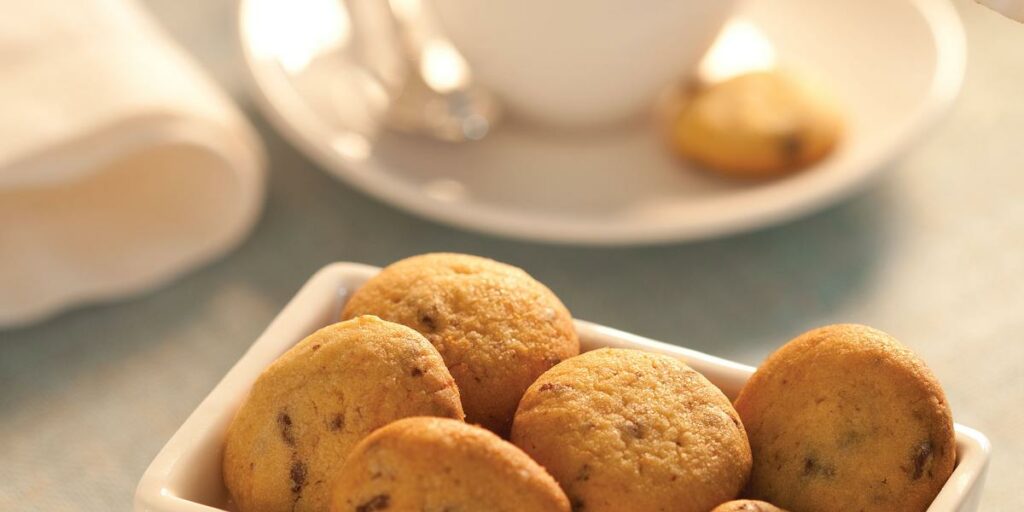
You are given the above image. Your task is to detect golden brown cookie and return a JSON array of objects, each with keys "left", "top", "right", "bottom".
[
  {"left": 223, "top": 316, "right": 464, "bottom": 512},
  {"left": 671, "top": 70, "right": 843, "bottom": 179},
  {"left": 733, "top": 324, "right": 955, "bottom": 512},
  {"left": 330, "top": 417, "right": 570, "bottom": 512},
  {"left": 511, "top": 348, "right": 752, "bottom": 512},
  {"left": 341, "top": 253, "right": 579, "bottom": 435},
  {"left": 712, "top": 499, "right": 788, "bottom": 512}
]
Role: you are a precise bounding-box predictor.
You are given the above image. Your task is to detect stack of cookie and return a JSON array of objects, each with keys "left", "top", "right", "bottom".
[{"left": 222, "top": 253, "right": 956, "bottom": 512}]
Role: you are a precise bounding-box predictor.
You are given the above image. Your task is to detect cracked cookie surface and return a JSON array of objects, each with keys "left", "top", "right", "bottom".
[
  {"left": 511, "top": 348, "right": 752, "bottom": 512},
  {"left": 330, "top": 417, "right": 570, "bottom": 512},
  {"left": 223, "top": 316, "right": 464, "bottom": 512},
  {"left": 733, "top": 324, "right": 955, "bottom": 512},
  {"left": 341, "top": 253, "right": 579, "bottom": 436}
]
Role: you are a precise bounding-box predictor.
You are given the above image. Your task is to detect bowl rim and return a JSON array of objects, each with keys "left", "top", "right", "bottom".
[{"left": 134, "top": 262, "right": 990, "bottom": 512}]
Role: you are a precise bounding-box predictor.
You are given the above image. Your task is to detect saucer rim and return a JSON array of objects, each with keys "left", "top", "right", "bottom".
[{"left": 238, "top": 0, "right": 966, "bottom": 246}]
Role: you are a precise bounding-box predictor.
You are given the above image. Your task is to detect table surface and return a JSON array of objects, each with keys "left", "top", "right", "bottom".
[{"left": 3, "top": 0, "right": 1023, "bottom": 510}]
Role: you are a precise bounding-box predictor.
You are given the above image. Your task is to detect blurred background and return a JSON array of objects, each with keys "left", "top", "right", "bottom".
[{"left": 1, "top": 0, "right": 1022, "bottom": 510}]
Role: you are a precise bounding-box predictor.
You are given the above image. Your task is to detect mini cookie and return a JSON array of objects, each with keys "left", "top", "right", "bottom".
[
  {"left": 712, "top": 500, "right": 788, "bottom": 512},
  {"left": 671, "top": 70, "right": 843, "bottom": 178},
  {"left": 223, "top": 316, "right": 464, "bottom": 512},
  {"left": 341, "top": 253, "right": 579, "bottom": 435},
  {"left": 511, "top": 348, "right": 752, "bottom": 512},
  {"left": 733, "top": 324, "right": 955, "bottom": 512},
  {"left": 331, "top": 417, "right": 570, "bottom": 512}
]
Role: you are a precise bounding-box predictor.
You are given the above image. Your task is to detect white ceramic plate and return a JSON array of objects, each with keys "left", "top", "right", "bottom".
[
  {"left": 238, "top": 0, "right": 964, "bottom": 245},
  {"left": 135, "top": 263, "right": 989, "bottom": 512}
]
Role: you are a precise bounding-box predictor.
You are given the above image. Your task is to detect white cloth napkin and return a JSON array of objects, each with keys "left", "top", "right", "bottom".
[{"left": 0, "top": 0, "right": 265, "bottom": 328}]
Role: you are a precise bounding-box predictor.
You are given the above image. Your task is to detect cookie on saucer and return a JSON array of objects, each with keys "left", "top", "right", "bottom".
[{"left": 671, "top": 70, "right": 843, "bottom": 179}]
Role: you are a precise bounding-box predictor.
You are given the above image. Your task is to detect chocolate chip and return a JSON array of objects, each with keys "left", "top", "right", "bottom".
[
  {"left": 839, "top": 430, "right": 864, "bottom": 448},
  {"left": 912, "top": 441, "right": 934, "bottom": 480},
  {"left": 356, "top": 494, "right": 390, "bottom": 512},
  {"left": 620, "top": 420, "right": 643, "bottom": 439},
  {"left": 420, "top": 314, "right": 437, "bottom": 332},
  {"left": 278, "top": 412, "right": 295, "bottom": 446},
  {"left": 289, "top": 461, "right": 307, "bottom": 493},
  {"left": 779, "top": 132, "right": 804, "bottom": 161},
  {"left": 310, "top": 344, "right": 321, "bottom": 352},
  {"left": 570, "top": 497, "right": 586, "bottom": 511},
  {"left": 330, "top": 413, "right": 345, "bottom": 431},
  {"left": 411, "top": 367, "right": 424, "bottom": 377},
  {"left": 576, "top": 464, "right": 591, "bottom": 482},
  {"left": 803, "top": 456, "right": 836, "bottom": 478}
]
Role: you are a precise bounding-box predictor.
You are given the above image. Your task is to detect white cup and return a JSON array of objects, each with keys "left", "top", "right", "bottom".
[{"left": 427, "top": 0, "right": 740, "bottom": 128}]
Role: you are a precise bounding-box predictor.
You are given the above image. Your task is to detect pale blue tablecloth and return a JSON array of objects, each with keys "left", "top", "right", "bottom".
[{"left": 1, "top": 1, "right": 1022, "bottom": 510}]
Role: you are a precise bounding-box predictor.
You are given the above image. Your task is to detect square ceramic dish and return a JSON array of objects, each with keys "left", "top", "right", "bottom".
[{"left": 134, "top": 263, "right": 990, "bottom": 512}]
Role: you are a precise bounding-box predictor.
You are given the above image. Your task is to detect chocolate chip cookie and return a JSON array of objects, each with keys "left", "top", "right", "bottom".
[
  {"left": 733, "top": 324, "right": 955, "bottom": 512},
  {"left": 341, "top": 253, "right": 579, "bottom": 436},
  {"left": 671, "top": 70, "right": 843, "bottom": 179},
  {"left": 511, "top": 348, "right": 752, "bottom": 512},
  {"left": 223, "top": 316, "right": 464, "bottom": 512},
  {"left": 330, "top": 417, "right": 570, "bottom": 512}
]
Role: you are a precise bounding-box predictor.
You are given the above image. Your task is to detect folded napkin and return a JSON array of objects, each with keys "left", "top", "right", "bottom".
[{"left": 0, "top": 0, "right": 265, "bottom": 328}]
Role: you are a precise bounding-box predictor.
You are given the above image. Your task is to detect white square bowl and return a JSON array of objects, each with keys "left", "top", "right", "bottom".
[{"left": 135, "top": 263, "right": 990, "bottom": 512}]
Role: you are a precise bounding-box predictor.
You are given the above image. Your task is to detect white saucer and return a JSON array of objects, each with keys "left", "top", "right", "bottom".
[{"left": 239, "top": 0, "right": 965, "bottom": 245}]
